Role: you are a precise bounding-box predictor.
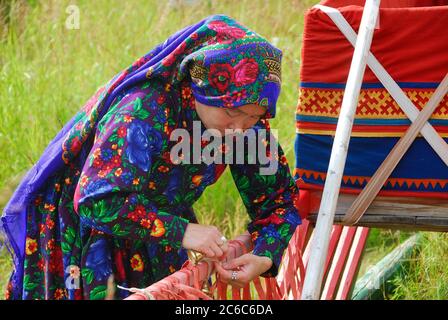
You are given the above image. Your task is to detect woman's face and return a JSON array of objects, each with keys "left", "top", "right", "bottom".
[{"left": 194, "top": 99, "right": 267, "bottom": 136}]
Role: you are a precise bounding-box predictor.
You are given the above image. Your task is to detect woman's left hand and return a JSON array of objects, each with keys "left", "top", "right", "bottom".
[{"left": 214, "top": 253, "right": 273, "bottom": 288}]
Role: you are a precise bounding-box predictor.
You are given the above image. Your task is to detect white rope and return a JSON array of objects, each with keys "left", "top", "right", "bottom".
[{"left": 117, "top": 285, "right": 155, "bottom": 300}]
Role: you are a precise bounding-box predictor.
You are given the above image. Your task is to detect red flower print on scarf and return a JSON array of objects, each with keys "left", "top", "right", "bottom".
[
  {"left": 54, "top": 288, "right": 66, "bottom": 300},
  {"left": 134, "top": 204, "right": 147, "bottom": 219},
  {"left": 234, "top": 58, "right": 258, "bottom": 86},
  {"left": 162, "top": 53, "right": 177, "bottom": 67},
  {"left": 222, "top": 94, "right": 234, "bottom": 108},
  {"left": 208, "top": 63, "right": 234, "bottom": 93},
  {"left": 207, "top": 20, "right": 229, "bottom": 33},
  {"left": 231, "top": 89, "right": 247, "bottom": 102},
  {"left": 253, "top": 214, "right": 285, "bottom": 226},
  {"left": 140, "top": 219, "right": 152, "bottom": 229},
  {"left": 110, "top": 155, "right": 122, "bottom": 168},
  {"left": 93, "top": 157, "right": 103, "bottom": 168},
  {"left": 71, "top": 136, "right": 82, "bottom": 154},
  {"left": 117, "top": 126, "right": 127, "bottom": 138},
  {"left": 130, "top": 254, "right": 144, "bottom": 272},
  {"left": 208, "top": 20, "right": 246, "bottom": 44},
  {"left": 127, "top": 204, "right": 147, "bottom": 222},
  {"left": 157, "top": 94, "right": 166, "bottom": 105},
  {"left": 25, "top": 237, "right": 37, "bottom": 256},
  {"left": 49, "top": 247, "right": 64, "bottom": 277},
  {"left": 162, "top": 42, "right": 187, "bottom": 67},
  {"left": 45, "top": 216, "right": 55, "bottom": 230},
  {"left": 216, "top": 27, "right": 246, "bottom": 44},
  {"left": 148, "top": 211, "right": 157, "bottom": 222},
  {"left": 173, "top": 41, "right": 187, "bottom": 56},
  {"left": 114, "top": 250, "right": 126, "bottom": 282},
  {"left": 37, "top": 257, "right": 45, "bottom": 271},
  {"left": 74, "top": 289, "right": 83, "bottom": 300}
]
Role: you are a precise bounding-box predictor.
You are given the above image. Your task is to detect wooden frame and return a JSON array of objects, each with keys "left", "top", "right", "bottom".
[
  {"left": 301, "top": 0, "right": 381, "bottom": 300},
  {"left": 301, "top": 0, "right": 448, "bottom": 299}
]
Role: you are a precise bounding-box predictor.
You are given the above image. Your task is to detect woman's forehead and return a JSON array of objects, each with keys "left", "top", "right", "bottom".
[{"left": 236, "top": 103, "right": 267, "bottom": 116}]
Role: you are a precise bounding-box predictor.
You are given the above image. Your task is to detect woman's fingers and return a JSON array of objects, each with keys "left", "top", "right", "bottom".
[
  {"left": 216, "top": 254, "right": 272, "bottom": 289},
  {"left": 214, "top": 234, "right": 229, "bottom": 259},
  {"left": 182, "top": 224, "right": 229, "bottom": 259},
  {"left": 218, "top": 241, "right": 229, "bottom": 257},
  {"left": 222, "top": 254, "right": 250, "bottom": 269},
  {"left": 215, "top": 261, "right": 233, "bottom": 282},
  {"left": 203, "top": 226, "right": 225, "bottom": 258},
  {"left": 210, "top": 242, "right": 224, "bottom": 258},
  {"left": 215, "top": 262, "right": 247, "bottom": 288},
  {"left": 199, "top": 246, "right": 215, "bottom": 258},
  {"left": 206, "top": 226, "right": 225, "bottom": 258}
]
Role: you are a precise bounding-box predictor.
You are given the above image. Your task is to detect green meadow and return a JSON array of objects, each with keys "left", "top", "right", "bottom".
[{"left": 0, "top": 0, "right": 447, "bottom": 299}]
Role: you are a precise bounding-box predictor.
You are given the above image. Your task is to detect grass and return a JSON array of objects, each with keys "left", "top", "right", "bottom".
[
  {"left": 0, "top": 0, "right": 447, "bottom": 300},
  {"left": 358, "top": 228, "right": 415, "bottom": 278},
  {"left": 0, "top": 0, "right": 316, "bottom": 231},
  {"left": 388, "top": 232, "right": 448, "bottom": 300}
]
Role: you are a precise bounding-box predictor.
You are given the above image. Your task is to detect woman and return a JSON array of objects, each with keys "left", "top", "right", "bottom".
[{"left": 2, "top": 14, "right": 301, "bottom": 300}]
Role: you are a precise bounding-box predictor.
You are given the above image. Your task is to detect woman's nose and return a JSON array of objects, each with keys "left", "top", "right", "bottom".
[{"left": 229, "top": 118, "right": 251, "bottom": 132}]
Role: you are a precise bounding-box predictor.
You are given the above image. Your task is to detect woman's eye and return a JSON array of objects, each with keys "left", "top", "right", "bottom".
[{"left": 225, "top": 109, "right": 241, "bottom": 118}]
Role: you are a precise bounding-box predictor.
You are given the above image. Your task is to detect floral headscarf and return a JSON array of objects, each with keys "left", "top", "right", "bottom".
[
  {"left": 160, "top": 17, "right": 282, "bottom": 113},
  {"left": 113, "top": 14, "right": 282, "bottom": 115}
]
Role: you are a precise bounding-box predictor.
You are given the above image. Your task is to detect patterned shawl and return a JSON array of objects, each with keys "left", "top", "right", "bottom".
[{"left": 1, "top": 14, "right": 283, "bottom": 291}]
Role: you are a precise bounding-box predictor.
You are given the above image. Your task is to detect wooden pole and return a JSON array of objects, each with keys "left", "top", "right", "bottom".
[{"left": 301, "top": 0, "right": 381, "bottom": 300}]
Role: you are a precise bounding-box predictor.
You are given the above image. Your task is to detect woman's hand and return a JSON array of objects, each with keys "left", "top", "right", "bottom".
[
  {"left": 214, "top": 253, "right": 273, "bottom": 288},
  {"left": 181, "top": 223, "right": 229, "bottom": 259}
]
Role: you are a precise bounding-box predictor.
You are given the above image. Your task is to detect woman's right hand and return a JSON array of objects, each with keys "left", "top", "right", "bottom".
[{"left": 181, "top": 223, "right": 229, "bottom": 259}]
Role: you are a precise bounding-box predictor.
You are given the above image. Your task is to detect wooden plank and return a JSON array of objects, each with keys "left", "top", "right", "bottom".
[
  {"left": 305, "top": 190, "right": 448, "bottom": 218},
  {"left": 307, "top": 214, "right": 448, "bottom": 232},
  {"left": 336, "top": 227, "right": 370, "bottom": 300},
  {"left": 305, "top": 191, "right": 448, "bottom": 230},
  {"left": 337, "top": 195, "right": 448, "bottom": 218},
  {"left": 321, "top": 226, "right": 356, "bottom": 300},
  {"left": 323, "top": 225, "right": 344, "bottom": 279}
]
